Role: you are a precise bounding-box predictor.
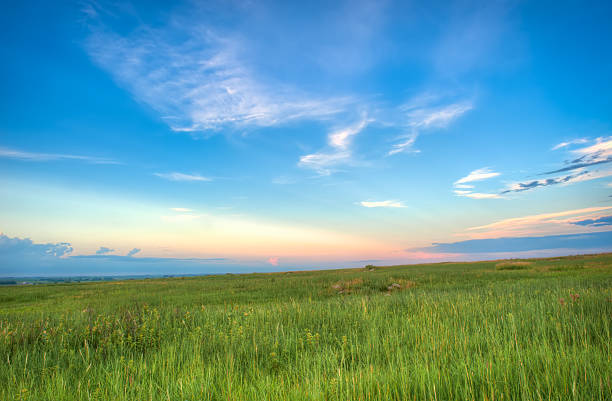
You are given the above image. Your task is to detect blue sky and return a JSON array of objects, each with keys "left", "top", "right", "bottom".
[{"left": 1, "top": 0, "right": 611, "bottom": 276}]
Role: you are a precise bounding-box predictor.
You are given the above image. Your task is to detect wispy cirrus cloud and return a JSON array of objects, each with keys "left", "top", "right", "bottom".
[
  {"left": 388, "top": 97, "right": 472, "bottom": 155},
  {"left": 171, "top": 207, "right": 193, "bottom": 212},
  {"left": 388, "top": 136, "right": 420, "bottom": 156},
  {"left": 360, "top": 200, "right": 406, "bottom": 208},
  {"left": 83, "top": 3, "right": 478, "bottom": 174},
  {"left": 0, "top": 146, "right": 118, "bottom": 164},
  {"left": 405, "top": 102, "right": 473, "bottom": 130},
  {"left": 299, "top": 117, "right": 369, "bottom": 175},
  {"left": 551, "top": 138, "right": 588, "bottom": 150},
  {"left": 154, "top": 172, "right": 210, "bottom": 182},
  {"left": 84, "top": 9, "right": 353, "bottom": 134}
]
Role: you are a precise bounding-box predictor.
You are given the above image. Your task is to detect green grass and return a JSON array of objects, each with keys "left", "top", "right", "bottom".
[{"left": 1, "top": 253, "right": 611, "bottom": 400}]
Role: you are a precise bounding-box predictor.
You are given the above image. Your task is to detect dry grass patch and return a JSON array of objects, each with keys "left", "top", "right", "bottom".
[
  {"left": 331, "top": 278, "right": 364, "bottom": 294},
  {"left": 495, "top": 261, "right": 532, "bottom": 270},
  {"left": 385, "top": 278, "right": 416, "bottom": 295}
]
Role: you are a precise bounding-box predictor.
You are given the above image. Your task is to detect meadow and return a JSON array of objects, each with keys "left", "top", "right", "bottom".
[{"left": 1, "top": 254, "right": 611, "bottom": 400}]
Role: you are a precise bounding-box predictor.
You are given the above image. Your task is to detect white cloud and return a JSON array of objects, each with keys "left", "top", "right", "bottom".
[
  {"left": 502, "top": 169, "right": 612, "bottom": 193},
  {"left": 452, "top": 168, "right": 501, "bottom": 199},
  {"left": 328, "top": 118, "right": 369, "bottom": 150},
  {"left": 454, "top": 167, "right": 500, "bottom": 185},
  {"left": 360, "top": 200, "right": 406, "bottom": 208},
  {"left": 171, "top": 208, "right": 193, "bottom": 212},
  {"left": 572, "top": 136, "right": 612, "bottom": 159},
  {"left": 562, "top": 169, "right": 612, "bottom": 185},
  {"left": 154, "top": 172, "right": 210, "bottom": 182},
  {"left": 0, "top": 146, "right": 118, "bottom": 164},
  {"left": 551, "top": 138, "right": 588, "bottom": 150},
  {"left": 454, "top": 191, "right": 501, "bottom": 199}
]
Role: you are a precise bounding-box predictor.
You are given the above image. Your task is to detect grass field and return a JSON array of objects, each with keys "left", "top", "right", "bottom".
[{"left": 1, "top": 254, "right": 611, "bottom": 400}]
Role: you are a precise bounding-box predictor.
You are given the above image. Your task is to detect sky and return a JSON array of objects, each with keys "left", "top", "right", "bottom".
[{"left": 1, "top": 0, "right": 612, "bottom": 276}]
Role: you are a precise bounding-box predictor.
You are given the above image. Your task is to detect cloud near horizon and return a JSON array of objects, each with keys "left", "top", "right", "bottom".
[
  {"left": 0, "top": 234, "right": 73, "bottom": 259},
  {"left": 0, "top": 233, "right": 231, "bottom": 276},
  {"left": 416, "top": 231, "right": 612, "bottom": 254},
  {"left": 95, "top": 246, "right": 114, "bottom": 255},
  {"left": 571, "top": 216, "right": 612, "bottom": 227},
  {"left": 127, "top": 248, "right": 141, "bottom": 257},
  {"left": 463, "top": 206, "right": 612, "bottom": 239}
]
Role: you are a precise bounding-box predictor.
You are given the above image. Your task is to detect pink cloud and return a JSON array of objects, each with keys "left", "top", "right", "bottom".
[{"left": 268, "top": 256, "right": 279, "bottom": 266}]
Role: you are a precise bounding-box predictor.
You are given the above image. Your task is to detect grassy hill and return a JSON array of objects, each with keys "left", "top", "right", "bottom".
[{"left": 1, "top": 254, "right": 611, "bottom": 400}]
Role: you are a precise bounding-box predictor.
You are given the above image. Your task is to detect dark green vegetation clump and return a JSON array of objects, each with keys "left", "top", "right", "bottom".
[{"left": 1, "top": 254, "right": 611, "bottom": 400}]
